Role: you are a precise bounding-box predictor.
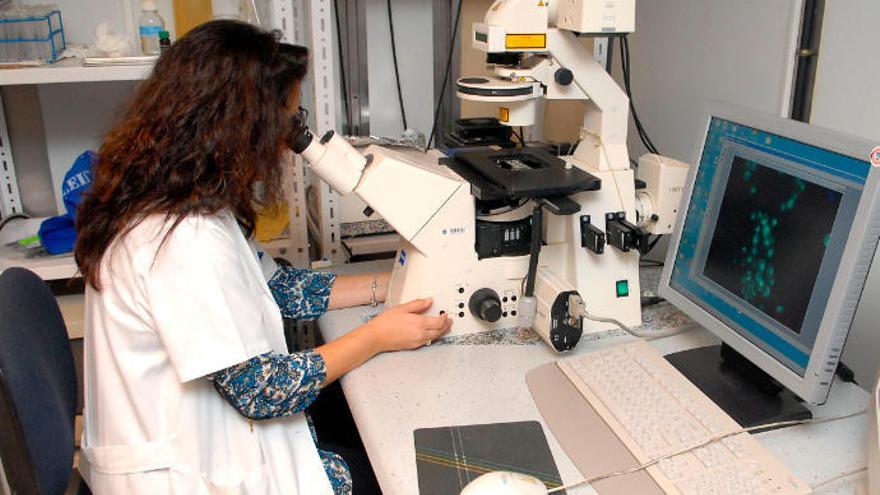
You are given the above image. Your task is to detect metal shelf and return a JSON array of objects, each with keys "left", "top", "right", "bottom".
[
  {"left": 0, "top": 249, "right": 78, "bottom": 280},
  {"left": 0, "top": 58, "right": 153, "bottom": 85}
]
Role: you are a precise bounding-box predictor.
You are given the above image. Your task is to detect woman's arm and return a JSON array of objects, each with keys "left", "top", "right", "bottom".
[
  {"left": 210, "top": 298, "right": 451, "bottom": 419},
  {"left": 267, "top": 268, "right": 390, "bottom": 320},
  {"left": 268, "top": 267, "right": 336, "bottom": 320},
  {"left": 210, "top": 349, "right": 326, "bottom": 419},
  {"left": 328, "top": 272, "right": 390, "bottom": 310}
]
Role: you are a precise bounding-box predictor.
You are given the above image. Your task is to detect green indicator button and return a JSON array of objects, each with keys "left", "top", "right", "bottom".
[{"left": 616, "top": 280, "right": 630, "bottom": 298}]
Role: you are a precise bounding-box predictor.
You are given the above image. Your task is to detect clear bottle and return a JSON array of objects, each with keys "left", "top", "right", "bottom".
[{"left": 139, "top": 0, "right": 165, "bottom": 56}]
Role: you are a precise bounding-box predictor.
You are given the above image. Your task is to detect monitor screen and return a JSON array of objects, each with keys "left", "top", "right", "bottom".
[
  {"left": 703, "top": 156, "right": 843, "bottom": 334},
  {"left": 669, "top": 116, "right": 870, "bottom": 376}
]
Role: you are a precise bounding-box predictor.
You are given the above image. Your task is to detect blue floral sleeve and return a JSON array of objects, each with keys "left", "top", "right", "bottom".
[
  {"left": 268, "top": 266, "right": 337, "bottom": 320},
  {"left": 209, "top": 350, "right": 326, "bottom": 419},
  {"left": 320, "top": 449, "right": 353, "bottom": 495},
  {"left": 209, "top": 352, "right": 353, "bottom": 493}
]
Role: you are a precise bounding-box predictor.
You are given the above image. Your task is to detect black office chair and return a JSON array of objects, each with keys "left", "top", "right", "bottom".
[{"left": 0, "top": 268, "right": 87, "bottom": 494}]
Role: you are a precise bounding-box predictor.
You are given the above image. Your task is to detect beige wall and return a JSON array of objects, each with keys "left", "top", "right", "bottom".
[{"left": 458, "top": 0, "right": 590, "bottom": 143}]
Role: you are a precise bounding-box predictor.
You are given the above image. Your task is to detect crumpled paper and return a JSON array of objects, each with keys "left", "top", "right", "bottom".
[{"left": 92, "top": 22, "right": 131, "bottom": 57}]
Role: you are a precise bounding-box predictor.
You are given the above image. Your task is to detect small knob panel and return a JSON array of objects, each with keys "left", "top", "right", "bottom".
[{"left": 469, "top": 288, "right": 503, "bottom": 322}]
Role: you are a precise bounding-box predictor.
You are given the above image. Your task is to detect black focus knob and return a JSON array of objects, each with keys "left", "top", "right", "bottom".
[
  {"left": 469, "top": 288, "right": 503, "bottom": 322},
  {"left": 555, "top": 68, "right": 574, "bottom": 86}
]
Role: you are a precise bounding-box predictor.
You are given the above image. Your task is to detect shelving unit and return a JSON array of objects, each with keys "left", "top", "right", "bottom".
[
  {"left": 0, "top": 0, "right": 316, "bottom": 280},
  {"left": 0, "top": 58, "right": 154, "bottom": 86}
]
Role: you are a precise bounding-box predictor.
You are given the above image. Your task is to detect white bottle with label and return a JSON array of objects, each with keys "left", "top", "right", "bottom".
[{"left": 139, "top": 0, "right": 165, "bottom": 55}]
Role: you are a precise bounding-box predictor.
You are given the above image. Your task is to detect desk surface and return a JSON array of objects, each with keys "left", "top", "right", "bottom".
[{"left": 319, "top": 261, "right": 871, "bottom": 495}]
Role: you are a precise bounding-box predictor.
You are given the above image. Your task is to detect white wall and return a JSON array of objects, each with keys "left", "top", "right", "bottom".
[
  {"left": 364, "top": 0, "right": 434, "bottom": 139},
  {"left": 809, "top": 0, "right": 880, "bottom": 390},
  {"left": 617, "top": 0, "right": 802, "bottom": 163}
]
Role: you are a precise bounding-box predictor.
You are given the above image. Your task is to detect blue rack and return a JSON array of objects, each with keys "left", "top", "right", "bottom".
[{"left": 0, "top": 10, "right": 66, "bottom": 63}]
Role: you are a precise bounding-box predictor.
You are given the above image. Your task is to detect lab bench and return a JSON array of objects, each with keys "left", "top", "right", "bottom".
[{"left": 318, "top": 261, "right": 870, "bottom": 495}]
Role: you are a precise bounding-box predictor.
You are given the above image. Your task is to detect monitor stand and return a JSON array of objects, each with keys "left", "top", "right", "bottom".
[{"left": 664, "top": 343, "right": 812, "bottom": 429}]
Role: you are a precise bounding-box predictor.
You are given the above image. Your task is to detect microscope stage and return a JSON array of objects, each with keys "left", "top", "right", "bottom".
[{"left": 447, "top": 147, "right": 601, "bottom": 201}]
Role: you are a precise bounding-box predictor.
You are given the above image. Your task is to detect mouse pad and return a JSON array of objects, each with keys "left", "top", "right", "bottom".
[{"left": 414, "top": 421, "right": 566, "bottom": 494}]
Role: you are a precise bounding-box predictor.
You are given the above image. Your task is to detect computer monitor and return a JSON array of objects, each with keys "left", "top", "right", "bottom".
[{"left": 659, "top": 103, "right": 880, "bottom": 405}]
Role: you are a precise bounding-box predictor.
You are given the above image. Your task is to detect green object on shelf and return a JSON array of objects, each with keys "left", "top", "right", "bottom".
[{"left": 18, "top": 235, "right": 40, "bottom": 247}]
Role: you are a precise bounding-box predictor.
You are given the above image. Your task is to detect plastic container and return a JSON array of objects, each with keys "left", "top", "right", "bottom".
[
  {"left": 139, "top": 0, "right": 164, "bottom": 56},
  {"left": 0, "top": 6, "right": 66, "bottom": 63}
]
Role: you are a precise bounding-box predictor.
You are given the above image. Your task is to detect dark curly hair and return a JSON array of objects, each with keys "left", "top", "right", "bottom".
[{"left": 75, "top": 20, "right": 308, "bottom": 289}]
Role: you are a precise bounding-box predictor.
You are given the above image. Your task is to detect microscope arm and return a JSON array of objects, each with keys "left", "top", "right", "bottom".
[
  {"left": 545, "top": 29, "right": 631, "bottom": 172},
  {"left": 293, "top": 129, "right": 464, "bottom": 255}
]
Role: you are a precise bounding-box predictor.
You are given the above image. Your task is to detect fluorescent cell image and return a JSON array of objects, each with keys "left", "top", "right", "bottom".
[{"left": 702, "top": 156, "right": 842, "bottom": 334}]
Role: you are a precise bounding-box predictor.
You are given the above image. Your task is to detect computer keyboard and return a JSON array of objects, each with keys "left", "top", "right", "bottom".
[{"left": 557, "top": 341, "right": 811, "bottom": 495}]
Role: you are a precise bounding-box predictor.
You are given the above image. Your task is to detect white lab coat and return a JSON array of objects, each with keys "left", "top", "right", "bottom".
[{"left": 79, "top": 212, "right": 334, "bottom": 495}]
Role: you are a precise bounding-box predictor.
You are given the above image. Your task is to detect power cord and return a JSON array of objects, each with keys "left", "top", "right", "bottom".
[
  {"left": 426, "top": 0, "right": 464, "bottom": 151},
  {"left": 810, "top": 466, "right": 867, "bottom": 492},
  {"left": 333, "top": 0, "right": 351, "bottom": 133},
  {"left": 579, "top": 308, "right": 688, "bottom": 340},
  {"left": 619, "top": 35, "right": 660, "bottom": 155},
  {"left": 547, "top": 408, "right": 868, "bottom": 494},
  {"left": 515, "top": 127, "right": 526, "bottom": 147},
  {"left": 386, "top": 0, "right": 408, "bottom": 131},
  {"left": 0, "top": 213, "right": 29, "bottom": 235}
]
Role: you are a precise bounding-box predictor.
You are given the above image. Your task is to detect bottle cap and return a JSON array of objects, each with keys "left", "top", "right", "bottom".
[
  {"left": 159, "top": 30, "right": 170, "bottom": 39},
  {"left": 141, "top": 0, "right": 158, "bottom": 11}
]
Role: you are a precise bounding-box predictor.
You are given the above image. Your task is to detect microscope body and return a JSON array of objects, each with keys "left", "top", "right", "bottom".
[
  {"left": 355, "top": 146, "right": 529, "bottom": 336},
  {"left": 293, "top": 0, "right": 689, "bottom": 349}
]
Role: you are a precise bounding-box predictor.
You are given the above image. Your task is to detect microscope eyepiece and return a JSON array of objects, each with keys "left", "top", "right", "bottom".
[{"left": 289, "top": 128, "right": 313, "bottom": 154}]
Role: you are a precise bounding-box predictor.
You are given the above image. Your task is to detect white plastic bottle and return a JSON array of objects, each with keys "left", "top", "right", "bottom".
[{"left": 139, "top": 0, "right": 165, "bottom": 56}]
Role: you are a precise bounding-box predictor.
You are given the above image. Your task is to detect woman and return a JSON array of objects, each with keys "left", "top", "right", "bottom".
[{"left": 74, "top": 20, "right": 451, "bottom": 494}]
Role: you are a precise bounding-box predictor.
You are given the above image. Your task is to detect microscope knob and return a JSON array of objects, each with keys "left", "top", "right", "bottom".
[
  {"left": 554, "top": 68, "right": 574, "bottom": 86},
  {"left": 469, "top": 289, "right": 503, "bottom": 323}
]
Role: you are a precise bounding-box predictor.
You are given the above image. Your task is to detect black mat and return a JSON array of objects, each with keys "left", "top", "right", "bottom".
[{"left": 414, "top": 421, "right": 566, "bottom": 494}]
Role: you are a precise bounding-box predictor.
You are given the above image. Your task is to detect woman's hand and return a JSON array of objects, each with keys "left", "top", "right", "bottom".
[
  {"left": 364, "top": 298, "right": 452, "bottom": 352},
  {"left": 316, "top": 297, "right": 452, "bottom": 385}
]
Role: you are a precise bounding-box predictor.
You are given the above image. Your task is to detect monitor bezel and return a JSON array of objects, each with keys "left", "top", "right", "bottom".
[{"left": 659, "top": 102, "right": 880, "bottom": 405}]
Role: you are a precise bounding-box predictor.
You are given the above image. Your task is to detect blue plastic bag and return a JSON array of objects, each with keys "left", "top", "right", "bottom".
[{"left": 38, "top": 151, "right": 95, "bottom": 255}]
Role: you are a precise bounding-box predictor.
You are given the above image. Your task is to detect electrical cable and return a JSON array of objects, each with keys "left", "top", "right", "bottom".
[
  {"left": 621, "top": 36, "right": 657, "bottom": 155},
  {"left": 620, "top": 34, "right": 657, "bottom": 154},
  {"left": 333, "top": 0, "right": 351, "bottom": 133},
  {"left": 810, "top": 466, "right": 867, "bottom": 491},
  {"left": 547, "top": 408, "right": 869, "bottom": 494},
  {"left": 515, "top": 127, "right": 526, "bottom": 147},
  {"left": 0, "top": 213, "right": 29, "bottom": 235},
  {"left": 524, "top": 204, "right": 543, "bottom": 297},
  {"left": 619, "top": 35, "right": 660, "bottom": 155},
  {"left": 645, "top": 234, "right": 662, "bottom": 255},
  {"left": 640, "top": 259, "right": 665, "bottom": 268},
  {"left": 386, "top": 0, "right": 408, "bottom": 131},
  {"left": 426, "top": 0, "right": 464, "bottom": 151},
  {"left": 579, "top": 308, "right": 688, "bottom": 340}
]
